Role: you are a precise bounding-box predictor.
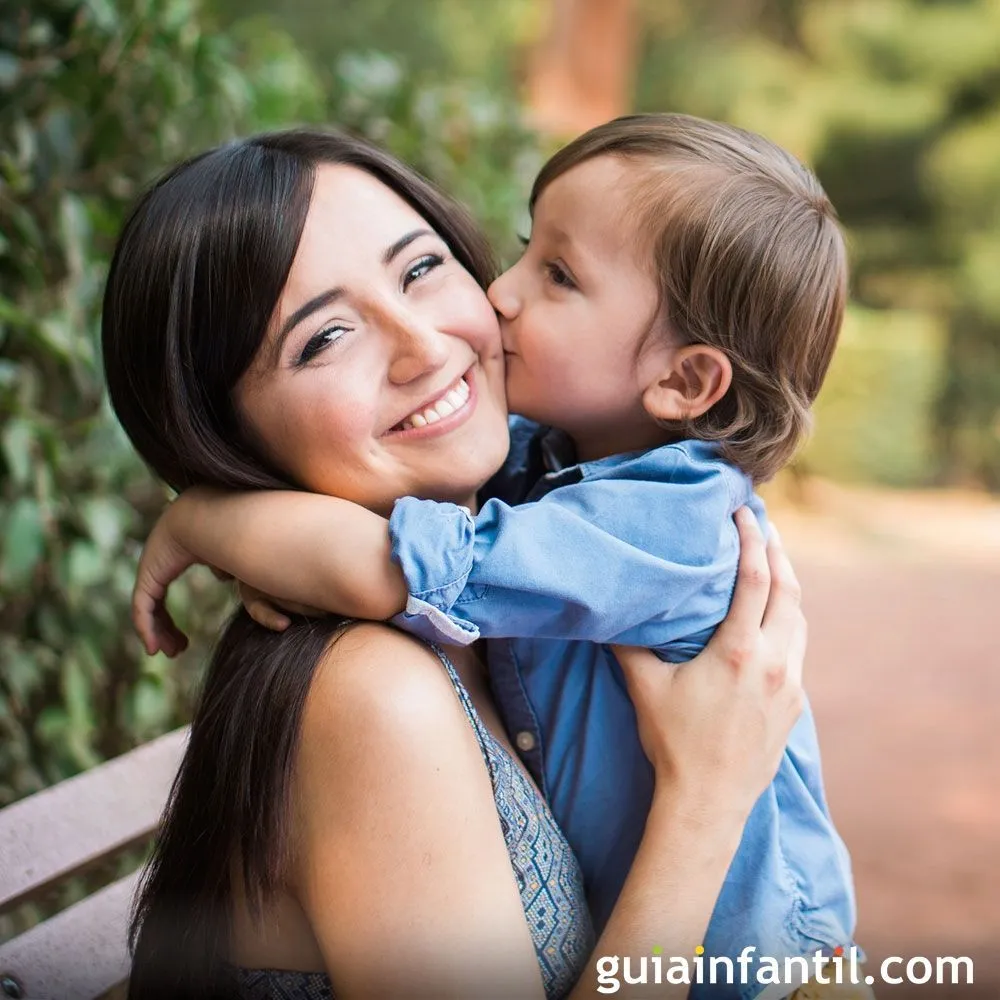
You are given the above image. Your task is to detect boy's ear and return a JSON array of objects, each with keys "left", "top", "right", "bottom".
[{"left": 642, "top": 345, "right": 732, "bottom": 422}]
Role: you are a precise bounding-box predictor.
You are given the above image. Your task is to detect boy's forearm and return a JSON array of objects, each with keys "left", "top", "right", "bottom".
[{"left": 171, "top": 489, "right": 408, "bottom": 620}]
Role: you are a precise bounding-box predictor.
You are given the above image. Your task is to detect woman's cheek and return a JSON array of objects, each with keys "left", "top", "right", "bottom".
[
  {"left": 288, "top": 394, "right": 371, "bottom": 473},
  {"left": 449, "top": 279, "right": 503, "bottom": 353}
]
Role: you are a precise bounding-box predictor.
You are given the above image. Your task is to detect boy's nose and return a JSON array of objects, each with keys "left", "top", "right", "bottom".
[{"left": 487, "top": 271, "right": 520, "bottom": 320}]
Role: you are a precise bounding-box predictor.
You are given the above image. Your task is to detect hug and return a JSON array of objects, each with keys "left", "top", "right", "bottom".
[{"left": 102, "top": 114, "right": 862, "bottom": 999}]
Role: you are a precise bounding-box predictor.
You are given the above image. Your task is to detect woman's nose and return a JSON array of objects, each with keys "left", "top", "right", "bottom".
[
  {"left": 386, "top": 315, "right": 450, "bottom": 385},
  {"left": 487, "top": 268, "right": 521, "bottom": 320}
]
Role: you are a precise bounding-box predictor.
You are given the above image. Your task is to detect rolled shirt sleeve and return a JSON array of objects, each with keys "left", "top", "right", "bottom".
[
  {"left": 388, "top": 442, "right": 762, "bottom": 656},
  {"left": 388, "top": 498, "right": 482, "bottom": 645}
]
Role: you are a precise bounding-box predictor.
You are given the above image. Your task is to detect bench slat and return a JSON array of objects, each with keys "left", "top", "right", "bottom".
[
  {"left": 0, "top": 869, "right": 139, "bottom": 999},
  {"left": 0, "top": 728, "right": 187, "bottom": 910}
]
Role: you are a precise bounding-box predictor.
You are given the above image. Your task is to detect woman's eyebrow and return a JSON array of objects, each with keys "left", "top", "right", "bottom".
[
  {"left": 278, "top": 287, "right": 345, "bottom": 345},
  {"left": 383, "top": 228, "right": 434, "bottom": 265},
  {"left": 268, "top": 229, "right": 435, "bottom": 366}
]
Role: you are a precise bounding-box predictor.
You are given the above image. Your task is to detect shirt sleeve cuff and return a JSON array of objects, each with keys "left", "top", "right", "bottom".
[
  {"left": 388, "top": 496, "right": 480, "bottom": 645},
  {"left": 390, "top": 596, "right": 481, "bottom": 646}
]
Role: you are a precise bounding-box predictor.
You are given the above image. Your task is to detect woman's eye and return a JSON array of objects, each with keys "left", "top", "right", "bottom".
[
  {"left": 545, "top": 261, "right": 576, "bottom": 290},
  {"left": 295, "top": 325, "right": 349, "bottom": 366},
  {"left": 402, "top": 253, "right": 444, "bottom": 291}
]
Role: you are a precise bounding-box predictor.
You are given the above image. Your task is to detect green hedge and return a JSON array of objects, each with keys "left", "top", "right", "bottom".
[
  {"left": 803, "top": 306, "right": 946, "bottom": 487},
  {"left": 0, "top": 0, "right": 540, "bottom": 808}
]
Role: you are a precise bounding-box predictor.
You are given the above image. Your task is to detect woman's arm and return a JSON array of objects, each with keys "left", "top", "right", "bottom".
[{"left": 289, "top": 510, "right": 803, "bottom": 999}]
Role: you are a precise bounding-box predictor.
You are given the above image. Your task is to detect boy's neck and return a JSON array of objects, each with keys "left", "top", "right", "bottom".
[
  {"left": 456, "top": 493, "right": 479, "bottom": 515},
  {"left": 571, "top": 422, "right": 680, "bottom": 464}
]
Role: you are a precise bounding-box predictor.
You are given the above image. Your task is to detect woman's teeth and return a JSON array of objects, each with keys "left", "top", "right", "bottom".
[{"left": 400, "top": 376, "right": 471, "bottom": 430}]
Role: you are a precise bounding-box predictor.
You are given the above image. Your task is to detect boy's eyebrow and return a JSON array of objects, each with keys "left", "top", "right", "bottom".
[
  {"left": 541, "top": 224, "right": 591, "bottom": 272},
  {"left": 533, "top": 219, "right": 571, "bottom": 247}
]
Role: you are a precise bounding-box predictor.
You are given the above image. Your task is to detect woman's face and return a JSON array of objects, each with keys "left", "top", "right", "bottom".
[{"left": 236, "top": 165, "right": 509, "bottom": 514}]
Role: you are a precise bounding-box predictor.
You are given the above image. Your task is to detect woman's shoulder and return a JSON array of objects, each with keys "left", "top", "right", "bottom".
[{"left": 300, "top": 622, "right": 477, "bottom": 767}]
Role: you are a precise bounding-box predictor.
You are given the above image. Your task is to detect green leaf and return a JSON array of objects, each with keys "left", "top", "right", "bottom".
[
  {"left": 0, "top": 296, "right": 32, "bottom": 328},
  {"left": 0, "top": 52, "right": 20, "bottom": 89},
  {"left": 65, "top": 540, "right": 107, "bottom": 589},
  {"left": 133, "top": 675, "right": 171, "bottom": 733},
  {"left": 1, "top": 418, "right": 35, "bottom": 486},
  {"left": 1, "top": 498, "right": 45, "bottom": 587},
  {"left": 0, "top": 646, "right": 42, "bottom": 704},
  {"left": 83, "top": 0, "right": 119, "bottom": 33},
  {"left": 80, "top": 496, "right": 132, "bottom": 553}
]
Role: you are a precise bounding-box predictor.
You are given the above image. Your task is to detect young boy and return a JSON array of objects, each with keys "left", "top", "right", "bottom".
[{"left": 135, "top": 114, "right": 863, "bottom": 999}]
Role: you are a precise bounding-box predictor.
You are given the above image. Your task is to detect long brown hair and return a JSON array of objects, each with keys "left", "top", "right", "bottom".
[
  {"left": 101, "top": 129, "right": 498, "bottom": 998},
  {"left": 532, "top": 113, "right": 847, "bottom": 483}
]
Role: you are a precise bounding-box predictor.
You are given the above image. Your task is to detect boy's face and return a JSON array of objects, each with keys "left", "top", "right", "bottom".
[{"left": 488, "top": 155, "right": 677, "bottom": 462}]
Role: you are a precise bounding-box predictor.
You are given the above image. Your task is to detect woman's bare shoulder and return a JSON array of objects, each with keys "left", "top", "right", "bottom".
[
  {"left": 287, "top": 624, "right": 547, "bottom": 998},
  {"left": 298, "top": 622, "right": 474, "bottom": 769}
]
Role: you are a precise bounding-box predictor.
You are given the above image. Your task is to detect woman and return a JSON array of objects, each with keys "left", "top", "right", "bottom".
[{"left": 102, "top": 129, "right": 806, "bottom": 999}]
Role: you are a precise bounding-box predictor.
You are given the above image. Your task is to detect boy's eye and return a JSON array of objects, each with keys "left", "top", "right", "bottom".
[
  {"left": 517, "top": 233, "right": 530, "bottom": 248},
  {"left": 295, "top": 324, "right": 349, "bottom": 366},
  {"left": 402, "top": 253, "right": 445, "bottom": 291},
  {"left": 545, "top": 261, "right": 576, "bottom": 290}
]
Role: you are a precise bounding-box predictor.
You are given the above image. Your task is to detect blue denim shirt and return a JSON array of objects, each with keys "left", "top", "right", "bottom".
[{"left": 389, "top": 418, "right": 857, "bottom": 999}]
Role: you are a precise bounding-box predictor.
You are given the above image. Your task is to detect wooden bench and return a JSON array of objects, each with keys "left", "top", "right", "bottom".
[{"left": 0, "top": 729, "right": 187, "bottom": 1000}]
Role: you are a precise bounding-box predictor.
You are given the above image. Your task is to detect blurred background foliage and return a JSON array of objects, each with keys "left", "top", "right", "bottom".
[{"left": 1, "top": 0, "right": 999, "bottom": 809}]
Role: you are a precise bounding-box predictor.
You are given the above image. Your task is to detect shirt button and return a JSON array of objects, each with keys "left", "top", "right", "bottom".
[{"left": 515, "top": 731, "right": 536, "bottom": 752}]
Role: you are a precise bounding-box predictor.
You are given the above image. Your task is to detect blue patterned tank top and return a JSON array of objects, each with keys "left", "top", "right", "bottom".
[{"left": 233, "top": 644, "right": 594, "bottom": 999}]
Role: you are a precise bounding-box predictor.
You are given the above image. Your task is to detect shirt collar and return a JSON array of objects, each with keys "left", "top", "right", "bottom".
[
  {"left": 539, "top": 425, "right": 665, "bottom": 481},
  {"left": 539, "top": 426, "right": 577, "bottom": 474}
]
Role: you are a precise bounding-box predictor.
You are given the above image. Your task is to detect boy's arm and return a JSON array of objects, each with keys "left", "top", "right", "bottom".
[
  {"left": 390, "top": 449, "right": 761, "bottom": 650},
  {"left": 133, "top": 487, "right": 407, "bottom": 655}
]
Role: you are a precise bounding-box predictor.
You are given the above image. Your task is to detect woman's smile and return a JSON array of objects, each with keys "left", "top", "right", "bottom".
[{"left": 387, "top": 366, "right": 475, "bottom": 437}]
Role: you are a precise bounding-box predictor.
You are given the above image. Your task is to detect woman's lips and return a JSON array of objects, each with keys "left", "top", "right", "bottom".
[{"left": 385, "top": 367, "right": 478, "bottom": 440}]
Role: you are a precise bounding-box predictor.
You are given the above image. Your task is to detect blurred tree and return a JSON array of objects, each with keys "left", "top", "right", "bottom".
[
  {"left": 210, "top": 0, "right": 547, "bottom": 257},
  {"left": 0, "top": 0, "right": 542, "bottom": 811},
  {"left": 0, "top": 0, "right": 326, "bottom": 806},
  {"left": 209, "top": 0, "right": 542, "bottom": 99},
  {"left": 632, "top": 0, "right": 1000, "bottom": 487},
  {"left": 525, "top": 0, "right": 638, "bottom": 134}
]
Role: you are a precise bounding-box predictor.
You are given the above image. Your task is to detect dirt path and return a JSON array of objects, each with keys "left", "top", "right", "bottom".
[{"left": 767, "top": 481, "right": 1000, "bottom": 984}]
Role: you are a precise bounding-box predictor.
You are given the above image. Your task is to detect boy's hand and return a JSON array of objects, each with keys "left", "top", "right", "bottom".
[
  {"left": 132, "top": 506, "right": 197, "bottom": 658},
  {"left": 238, "top": 581, "right": 329, "bottom": 632}
]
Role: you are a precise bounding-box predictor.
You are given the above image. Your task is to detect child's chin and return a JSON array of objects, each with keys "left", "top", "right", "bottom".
[{"left": 503, "top": 381, "right": 542, "bottom": 422}]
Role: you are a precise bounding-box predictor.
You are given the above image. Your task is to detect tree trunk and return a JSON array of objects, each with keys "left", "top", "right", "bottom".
[{"left": 525, "top": 0, "right": 638, "bottom": 136}]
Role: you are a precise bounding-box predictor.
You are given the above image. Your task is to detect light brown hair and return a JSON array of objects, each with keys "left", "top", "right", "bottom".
[{"left": 532, "top": 113, "right": 847, "bottom": 483}]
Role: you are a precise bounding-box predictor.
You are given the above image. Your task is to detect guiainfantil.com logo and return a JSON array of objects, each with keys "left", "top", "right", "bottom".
[{"left": 594, "top": 945, "right": 975, "bottom": 994}]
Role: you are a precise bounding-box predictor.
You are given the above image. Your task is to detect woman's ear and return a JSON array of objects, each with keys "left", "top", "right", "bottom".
[{"left": 642, "top": 345, "right": 733, "bottom": 422}]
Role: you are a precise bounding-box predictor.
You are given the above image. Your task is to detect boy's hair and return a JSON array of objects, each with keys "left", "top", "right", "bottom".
[{"left": 531, "top": 113, "right": 847, "bottom": 483}]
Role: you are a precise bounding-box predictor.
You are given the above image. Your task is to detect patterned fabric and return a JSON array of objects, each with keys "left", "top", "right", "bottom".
[
  {"left": 231, "top": 644, "right": 594, "bottom": 1000},
  {"left": 237, "top": 969, "right": 331, "bottom": 1000}
]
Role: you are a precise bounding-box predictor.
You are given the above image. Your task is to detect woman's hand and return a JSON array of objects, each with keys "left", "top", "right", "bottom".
[{"left": 613, "top": 507, "right": 806, "bottom": 824}]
